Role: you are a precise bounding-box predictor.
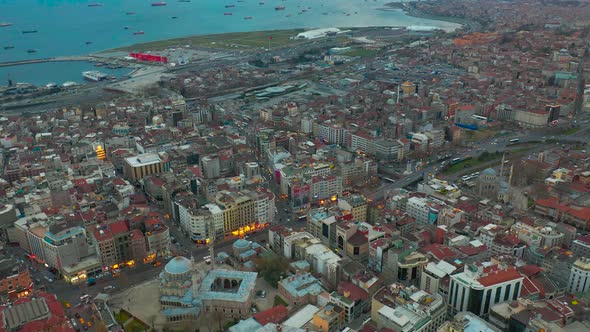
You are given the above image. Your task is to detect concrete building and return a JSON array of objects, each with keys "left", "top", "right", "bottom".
[
  {"left": 567, "top": 258, "right": 590, "bottom": 294},
  {"left": 198, "top": 269, "right": 258, "bottom": 319},
  {"left": 0, "top": 256, "right": 32, "bottom": 301},
  {"left": 329, "top": 282, "right": 369, "bottom": 323},
  {"left": 215, "top": 190, "right": 257, "bottom": 238},
  {"left": 511, "top": 222, "right": 564, "bottom": 248},
  {"left": 337, "top": 194, "right": 367, "bottom": 223},
  {"left": 448, "top": 263, "right": 524, "bottom": 317},
  {"left": 311, "top": 175, "right": 342, "bottom": 202},
  {"left": 176, "top": 196, "right": 224, "bottom": 243},
  {"left": 406, "top": 196, "right": 443, "bottom": 227},
  {"left": 317, "top": 121, "right": 347, "bottom": 146},
  {"left": 123, "top": 153, "right": 169, "bottom": 183},
  {"left": 307, "top": 209, "right": 338, "bottom": 249},
  {"left": 420, "top": 261, "right": 457, "bottom": 295},
  {"left": 372, "top": 283, "right": 446, "bottom": 332},
  {"left": 312, "top": 304, "right": 346, "bottom": 332},
  {"left": 571, "top": 235, "right": 590, "bottom": 258},
  {"left": 438, "top": 311, "right": 500, "bottom": 332},
  {"left": 278, "top": 272, "right": 323, "bottom": 308},
  {"left": 201, "top": 155, "right": 221, "bottom": 179}
]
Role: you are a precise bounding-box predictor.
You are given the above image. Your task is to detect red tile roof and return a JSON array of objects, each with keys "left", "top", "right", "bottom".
[
  {"left": 478, "top": 267, "right": 522, "bottom": 287},
  {"left": 109, "top": 220, "right": 129, "bottom": 235},
  {"left": 253, "top": 305, "right": 288, "bottom": 325},
  {"left": 420, "top": 244, "right": 458, "bottom": 261},
  {"left": 337, "top": 281, "right": 369, "bottom": 302}
]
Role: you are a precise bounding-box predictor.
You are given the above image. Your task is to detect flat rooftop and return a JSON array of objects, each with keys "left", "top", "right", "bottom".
[{"left": 125, "top": 153, "right": 162, "bottom": 167}]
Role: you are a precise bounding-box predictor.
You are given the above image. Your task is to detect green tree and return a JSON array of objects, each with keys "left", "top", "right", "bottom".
[{"left": 254, "top": 254, "right": 289, "bottom": 287}]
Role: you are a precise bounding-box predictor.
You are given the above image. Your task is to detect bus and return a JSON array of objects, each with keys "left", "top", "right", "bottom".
[
  {"left": 451, "top": 158, "right": 462, "bottom": 165},
  {"left": 508, "top": 138, "right": 520, "bottom": 145}
]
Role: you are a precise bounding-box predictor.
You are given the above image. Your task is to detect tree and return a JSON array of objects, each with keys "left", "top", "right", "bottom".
[
  {"left": 254, "top": 254, "right": 289, "bottom": 288},
  {"left": 94, "top": 320, "right": 108, "bottom": 332}
]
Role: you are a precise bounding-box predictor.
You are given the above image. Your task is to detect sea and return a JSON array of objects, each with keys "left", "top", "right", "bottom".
[{"left": 0, "top": 0, "right": 460, "bottom": 86}]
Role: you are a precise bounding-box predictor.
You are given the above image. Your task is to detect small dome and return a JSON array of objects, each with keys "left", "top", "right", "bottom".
[
  {"left": 233, "top": 238, "right": 251, "bottom": 250},
  {"left": 165, "top": 256, "right": 192, "bottom": 275},
  {"left": 482, "top": 168, "right": 496, "bottom": 176}
]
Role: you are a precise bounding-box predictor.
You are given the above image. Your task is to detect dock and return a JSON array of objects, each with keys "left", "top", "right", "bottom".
[{"left": 0, "top": 56, "right": 104, "bottom": 67}]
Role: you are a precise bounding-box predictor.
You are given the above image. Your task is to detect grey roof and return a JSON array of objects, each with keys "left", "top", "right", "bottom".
[{"left": 3, "top": 297, "right": 50, "bottom": 330}]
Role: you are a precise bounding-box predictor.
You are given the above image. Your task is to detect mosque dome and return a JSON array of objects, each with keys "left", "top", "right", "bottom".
[{"left": 165, "top": 256, "right": 192, "bottom": 275}]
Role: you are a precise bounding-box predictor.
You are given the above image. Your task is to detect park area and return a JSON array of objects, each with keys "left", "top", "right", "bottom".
[{"left": 116, "top": 29, "right": 307, "bottom": 52}]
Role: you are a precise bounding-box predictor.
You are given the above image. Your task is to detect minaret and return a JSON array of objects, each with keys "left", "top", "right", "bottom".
[
  {"left": 508, "top": 163, "right": 514, "bottom": 186},
  {"left": 208, "top": 219, "right": 215, "bottom": 269},
  {"left": 499, "top": 153, "right": 505, "bottom": 177}
]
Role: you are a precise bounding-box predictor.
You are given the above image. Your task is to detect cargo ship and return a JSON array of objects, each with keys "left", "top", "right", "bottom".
[
  {"left": 224, "top": 12, "right": 233, "bottom": 15},
  {"left": 133, "top": 31, "right": 145, "bottom": 35},
  {"left": 151, "top": 2, "right": 167, "bottom": 6},
  {"left": 0, "top": 23, "right": 12, "bottom": 27},
  {"left": 88, "top": 3, "right": 103, "bottom": 7},
  {"left": 22, "top": 30, "right": 38, "bottom": 34},
  {"left": 275, "top": 6, "right": 285, "bottom": 10},
  {"left": 82, "top": 71, "right": 107, "bottom": 82}
]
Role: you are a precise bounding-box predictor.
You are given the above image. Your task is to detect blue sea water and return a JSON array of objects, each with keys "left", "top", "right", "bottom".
[{"left": 0, "top": 0, "right": 459, "bottom": 85}]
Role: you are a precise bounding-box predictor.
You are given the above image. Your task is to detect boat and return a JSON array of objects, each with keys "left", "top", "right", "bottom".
[
  {"left": 62, "top": 81, "right": 77, "bottom": 87},
  {"left": 46, "top": 82, "right": 57, "bottom": 88},
  {"left": 225, "top": 4, "right": 235, "bottom": 8},
  {"left": 275, "top": 6, "right": 285, "bottom": 10},
  {"left": 259, "top": 1, "right": 264, "bottom": 4},
  {"left": 82, "top": 71, "right": 107, "bottom": 82},
  {"left": 224, "top": 12, "right": 233, "bottom": 15},
  {"left": 88, "top": 3, "right": 103, "bottom": 7},
  {"left": 133, "top": 31, "right": 145, "bottom": 35},
  {"left": 3, "top": 45, "right": 14, "bottom": 50},
  {"left": 124, "top": 26, "right": 130, "bottom": 30},
  {"left": 151, "top": 2, "right": 167, "bottom": 6},
  {"left": 27, "top": 49, "right": 37, "bottom": 53},
  {"left": 0, "top": 23, "right": 12, "bottom": 27},
  {"left": 126, "top": 12, "right": 135, "bottom": 15},
  {"left": 22, "top": 30, "right": 38, "bottom": 34},
  {"left": 85, "top": 41, "right": 93, "bottom": 45},
  {"left": 171, "top": 16, "right": 178, "bottom": 19},
  {"left": 177, "top": 0, "right": 191, "bottom": 2},
  {"left": 244, "top": 16, "right": 253, "bottom": 19}
]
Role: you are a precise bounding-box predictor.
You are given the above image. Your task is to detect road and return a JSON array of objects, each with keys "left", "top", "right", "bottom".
[{"left": 367, "top": 123, "right": 590, "bottom": 201}]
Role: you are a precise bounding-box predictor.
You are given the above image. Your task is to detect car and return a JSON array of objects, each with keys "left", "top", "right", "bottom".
[
  {"left": 83, "top": 325, "right": 88, "bottom": 330},
  {"left": 153, "top": 261, "right": 162, "bottom": 267},
  {"left": 104, "top": 285, "right": 115, "bottom": 291},
  {"left": 256, "top": 290, "right": 266, "bottom": 298},
  {"left": 79, "top": 318, "right": 85, "bottom": 324},
  {"left": 74, "top": 313, "right": 81, "bottom": 319}
]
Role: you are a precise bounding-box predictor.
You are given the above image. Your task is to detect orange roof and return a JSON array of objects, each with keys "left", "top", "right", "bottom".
[{"left": 478, "top": 267, "right": 522, "bottom": 287}]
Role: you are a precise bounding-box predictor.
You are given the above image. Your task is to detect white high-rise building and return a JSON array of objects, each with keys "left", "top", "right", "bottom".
[
  {"left": 448, "top": 263, "right": 523, "bottom": 317},
  {"left": 568, "top": 258, "right": 590, "bottom": 294}
]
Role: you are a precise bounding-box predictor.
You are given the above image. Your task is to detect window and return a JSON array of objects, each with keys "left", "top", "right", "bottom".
[{"left": 504, "top": 284, "right": 512, "bottom": 301}]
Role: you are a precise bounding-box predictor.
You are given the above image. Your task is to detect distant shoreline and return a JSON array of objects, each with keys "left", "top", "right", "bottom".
[{"left": 382, "top": 2, "right": 478, "bottom": 31}]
